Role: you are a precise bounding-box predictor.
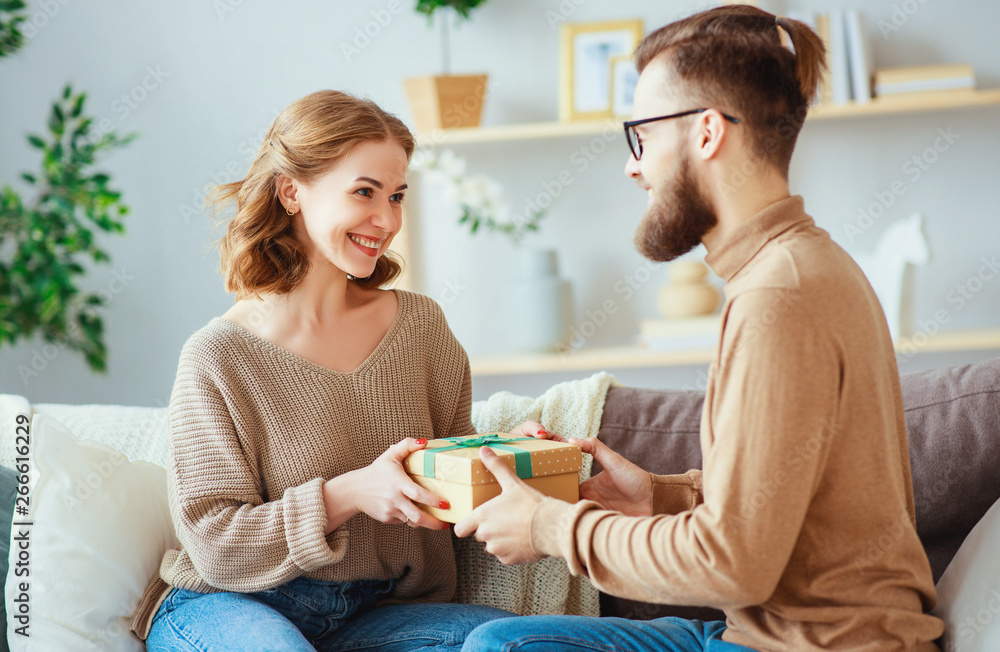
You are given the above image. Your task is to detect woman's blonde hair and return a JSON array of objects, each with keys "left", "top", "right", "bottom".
[{"left": 212, "top": 90, "right": 415, "bottom": 298}]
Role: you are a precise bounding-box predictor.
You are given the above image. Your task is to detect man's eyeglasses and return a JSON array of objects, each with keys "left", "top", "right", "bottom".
[{"left": 623, "top": 109, "right": 741, "bottom": 160}]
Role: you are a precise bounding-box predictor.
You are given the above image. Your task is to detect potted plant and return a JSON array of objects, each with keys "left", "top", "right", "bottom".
[
  {"left": 0, "top": 85, "right": 135, "bottom": 374},
  {"left": 404, "top": 0, "right": 491, "bottom": 132}
]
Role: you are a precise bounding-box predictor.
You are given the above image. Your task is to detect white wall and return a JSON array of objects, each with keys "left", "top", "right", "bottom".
[{"left": 1, "top": 0, "right": 998, "bottom": 406}]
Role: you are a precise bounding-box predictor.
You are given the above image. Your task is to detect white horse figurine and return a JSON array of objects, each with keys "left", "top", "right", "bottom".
[{"left": 851, "top": 213, "right": 931, "bottom": 340}]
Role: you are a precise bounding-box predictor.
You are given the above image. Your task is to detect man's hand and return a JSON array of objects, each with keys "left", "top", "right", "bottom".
[
  {"left": 454, "top": 447, "right": 546, "bottom": 565},
  {"left": 572, "top": 437, "right": 653, "bottom": 516}
]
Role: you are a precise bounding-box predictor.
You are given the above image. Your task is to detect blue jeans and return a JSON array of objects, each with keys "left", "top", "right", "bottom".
[
  {"left": 146, "top": 577, "right": 515, "bottom": 651},
  {"left": 462, "top": 615, "right": 758, "bottom": 651}
]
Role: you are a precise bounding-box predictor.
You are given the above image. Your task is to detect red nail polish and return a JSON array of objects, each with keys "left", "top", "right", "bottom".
[
  {"left": 538, "top": 429, "right": 549, "bottom": 435},
  {"left": 439, "top": 500, "right": 450, "bottom": 509},
  {"left": 416, "top": 438, "right": 427, "bottom": 445}
]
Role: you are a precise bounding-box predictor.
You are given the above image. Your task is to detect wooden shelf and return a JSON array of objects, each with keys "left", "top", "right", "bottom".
[
  {"left": 469, "top": 327, "right": 1000, "bottom": 376},
  {"left": 417, "top": 89, "right": 1000, "bottom": 146}
]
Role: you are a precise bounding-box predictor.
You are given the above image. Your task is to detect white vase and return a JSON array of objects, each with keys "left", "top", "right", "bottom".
[{"left": 504, "top": 248, "right": 574, "bottom": 353}]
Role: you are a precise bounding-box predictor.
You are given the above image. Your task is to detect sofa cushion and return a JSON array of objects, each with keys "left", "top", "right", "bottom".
[
  {"left": 4, "top": 415, "right": 177, "bottom": 651},
  {"left": 595, "top": 356, "right": 1000, "bottom": 619},
  {"left": 902, "top": 357, "right": 1000, "bottom": 583},
  {"left": 932, "top": 494, "right": 1000, "bottom": 651}
]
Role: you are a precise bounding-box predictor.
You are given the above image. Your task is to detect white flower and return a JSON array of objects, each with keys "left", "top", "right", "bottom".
[
  {"left": 410, "top": 148, "right": 436, "bottom": 170},
  {"left": 411, "top": 148, "right": 542, "bottom": 242},
  {"left": 436, "top": 149, "right": 466, "bottom": 178}
]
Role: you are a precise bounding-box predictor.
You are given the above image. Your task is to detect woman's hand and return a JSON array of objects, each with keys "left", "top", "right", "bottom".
[
  {"left": 508, "top": 420, "right": 563, "bottom": 441},
  {"left": 322, "top": 438, "right": 451, "bottom": 533},
  {"left": 571, "top": 437, "right": 652, "bottom": 516}
]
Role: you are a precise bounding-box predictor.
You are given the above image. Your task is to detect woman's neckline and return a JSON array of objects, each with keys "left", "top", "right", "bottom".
[{"left": 215, "top": 288, "right": 407, "bottom": 378}]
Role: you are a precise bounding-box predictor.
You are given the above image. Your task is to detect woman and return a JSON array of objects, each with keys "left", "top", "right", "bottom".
[{"left": 131, "top": 90, "right": 517, "bottom": 650}]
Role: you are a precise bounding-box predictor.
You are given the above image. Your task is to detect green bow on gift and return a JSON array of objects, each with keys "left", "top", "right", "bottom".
[{"left": 422, "top": 434, "right": 536, "bottom": 480}]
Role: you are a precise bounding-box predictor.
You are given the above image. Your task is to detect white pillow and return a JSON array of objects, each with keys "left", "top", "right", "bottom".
[
  {"left": 5, "top": 415, "right": 177, "bottom": 651},
  {"left": 933, "top": 495, "right": 1000, "bottom": 651}
]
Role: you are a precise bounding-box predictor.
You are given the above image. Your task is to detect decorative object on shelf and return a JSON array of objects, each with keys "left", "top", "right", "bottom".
[
  {"left": 411, "top": 148, "right": 544, "bottom": 242},
  {"left": 503, "top": 248, "right": 574, "bottom": 353},
  {"left": 0, "top": 85, "right": 136, "bottom": 373},
  {"left": 609, "top": 54, "right": 638, "bottom": 118},
  {"left": 874, "top": 63, "right": 975, "bottom": 97},
  {"left": 404, "top": 0, "right": 490, "bottom": 131},
  {"left": 638, "top": 314, "right": 720, "bottom": 352},
  {"left": 656, "top": 260, "right": 721, "bottom": 319},
  {"left": 852, "top": 213, "right": 930, "bottom": 340},
  {"left": 559, "top": 19, "right": 643, "bottom": 122}
]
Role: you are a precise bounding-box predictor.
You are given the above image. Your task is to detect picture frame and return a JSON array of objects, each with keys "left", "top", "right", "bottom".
[
  {"left": 610, "top": 54, "right": 639, "bottom": 118},
  {"left": 559, "top": 19, "right": 644, "bottom": 122}
]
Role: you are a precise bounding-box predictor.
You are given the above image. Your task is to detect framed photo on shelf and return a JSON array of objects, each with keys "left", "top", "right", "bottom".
[
  {"left": 610, "top": 55, "right": 639, "bottom": 118},
  {"left": 559, "top": 19, "right": 644, "bottom": 122}
]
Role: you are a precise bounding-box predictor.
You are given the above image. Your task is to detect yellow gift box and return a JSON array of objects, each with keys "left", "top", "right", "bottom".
[{"left": 403, "top": 433, "right": 582, "bottom": 523}]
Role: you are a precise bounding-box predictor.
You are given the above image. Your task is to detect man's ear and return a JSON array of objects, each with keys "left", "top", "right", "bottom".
[{"left": 693, "top": 109, "right": 731, "bottom": 161}]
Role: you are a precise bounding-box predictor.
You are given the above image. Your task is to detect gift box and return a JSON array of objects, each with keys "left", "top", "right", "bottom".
[{"left": 403, "top": 433, "right": 582, "bottom": 523}]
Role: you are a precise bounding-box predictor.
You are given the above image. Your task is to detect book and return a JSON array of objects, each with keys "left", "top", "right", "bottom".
[
  {"left": 844, "top": 10, "right": 873, "bottom": 103},
  {"left": 874, "top": 64, "right": 976, "bottom": 96},
  {"left": 638, "top": 315, "right": 721, "bottom": 352},
  {"left": 827, "top": 9, "right": 853, "bottom": 105},
  {"left": 814, "top": 14, "right": 834, "bottom": 106}
]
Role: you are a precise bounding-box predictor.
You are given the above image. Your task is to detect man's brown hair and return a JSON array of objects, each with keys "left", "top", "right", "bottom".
[{"left": 635, "top": 4, "right": 826, "bottom": 176}]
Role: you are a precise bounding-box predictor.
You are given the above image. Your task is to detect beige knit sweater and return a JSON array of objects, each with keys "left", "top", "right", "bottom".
[
  {"left": 530, "top": 197, "right": 945, "bottom": 651},
  {"left": 131, "top": 289, "right": 476, "bottom": 639}
]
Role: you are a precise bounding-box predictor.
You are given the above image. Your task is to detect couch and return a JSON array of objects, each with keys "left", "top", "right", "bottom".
[{"left": 4, "top": 357, "right": 1000, "bottom": 650}]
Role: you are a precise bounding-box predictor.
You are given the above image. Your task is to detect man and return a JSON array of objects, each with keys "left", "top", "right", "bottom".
[{"left": 454, "top": 5, "right": 944, "bottom": 651}]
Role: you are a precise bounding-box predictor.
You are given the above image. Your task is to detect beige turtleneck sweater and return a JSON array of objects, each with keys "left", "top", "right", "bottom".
[
  {"left": 131, "top": 289, "right": 476, "bottom": 640},
  {"left": 529, "top": 197, "right": 944, "bottom": 651}
]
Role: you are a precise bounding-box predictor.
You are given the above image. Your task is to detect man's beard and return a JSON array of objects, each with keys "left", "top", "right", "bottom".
[{"left": 634, "top": 153, "right": 717, "bottom": 262}]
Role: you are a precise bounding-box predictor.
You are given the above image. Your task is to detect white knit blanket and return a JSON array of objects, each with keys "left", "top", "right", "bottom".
[
  {"left": 456, "top": 371, "right": 618, "bottom": 617},
  {"left": 0, "top": 370, "right": 617, "bottom": 617}
]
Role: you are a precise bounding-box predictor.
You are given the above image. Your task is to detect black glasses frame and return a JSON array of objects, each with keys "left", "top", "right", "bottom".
[{"left": 623, "top": 109, "right": 741, "bottom": 160}]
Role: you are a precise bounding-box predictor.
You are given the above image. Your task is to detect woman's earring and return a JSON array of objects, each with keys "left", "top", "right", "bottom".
[{"left": 286, "top": 206, "right": 295, "bottom": 216}]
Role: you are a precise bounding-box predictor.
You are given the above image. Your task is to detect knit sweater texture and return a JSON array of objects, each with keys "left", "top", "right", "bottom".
[
  {"left": 529, "top": 196, "right": 945, "bottom": 651},
  {"left": 131, "top": 289, "right": 475, "bottom": 639}
]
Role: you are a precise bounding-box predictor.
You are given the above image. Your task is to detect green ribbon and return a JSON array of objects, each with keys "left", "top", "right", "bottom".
[{"left": 422, "top": 434, "right": 535, "bottom": 480}]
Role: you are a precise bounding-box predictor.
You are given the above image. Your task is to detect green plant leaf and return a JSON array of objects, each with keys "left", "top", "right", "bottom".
[{"left": 1, "top": 83, "right": 134, "bottom": 373}]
